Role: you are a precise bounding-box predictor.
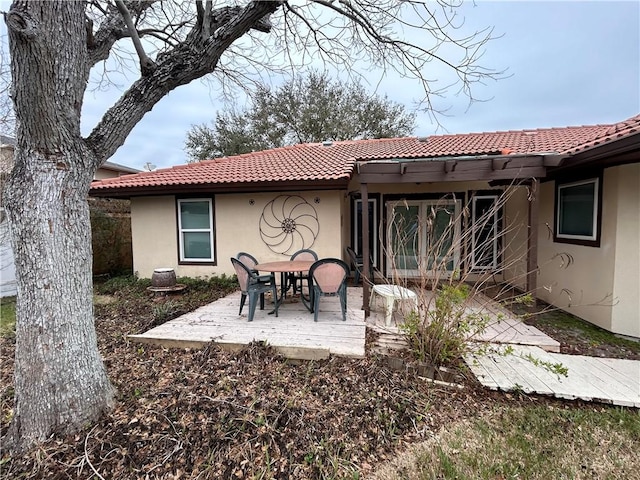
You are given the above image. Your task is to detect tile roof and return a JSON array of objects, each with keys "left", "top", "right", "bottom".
[
  {"left": 90, "top": 114, "right": 640, "bottom": 192},
  {"left": 561, "top": 114, "right": 640, "bottom": 154}
]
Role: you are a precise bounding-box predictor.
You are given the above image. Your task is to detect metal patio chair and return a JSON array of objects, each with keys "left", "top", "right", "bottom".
[
  {"left": 345, "top": 246, "right": 379, "bottom": 285},
  {"left": 230, "top": 257, "right": 279, "bottom": 322}
]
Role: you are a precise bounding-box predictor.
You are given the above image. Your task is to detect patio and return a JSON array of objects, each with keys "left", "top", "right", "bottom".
[
  {"left": 130, "top": 285, "right": 640, "bottom": 407},
  {"left": 129, "top": 287, "right": 368, "bottom": 359},
  {"left": 129, "top": 286, "right": 559, "bottom": 360}
]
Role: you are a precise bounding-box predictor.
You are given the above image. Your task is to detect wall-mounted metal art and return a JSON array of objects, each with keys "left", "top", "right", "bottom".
[{"left": 259, "top": 195, "right": 319, "bottom": 255}]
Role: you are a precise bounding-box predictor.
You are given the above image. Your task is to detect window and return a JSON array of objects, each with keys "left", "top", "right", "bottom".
[
  {"left": 555, "top": 177, "right": 600, "bottom": 245},
  {"left": 178, "top": 199, "right": 215, "bottom": 262}
]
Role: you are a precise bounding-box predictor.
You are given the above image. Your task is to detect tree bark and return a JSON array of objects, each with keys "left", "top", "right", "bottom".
[{"left": 3, "top": 2, "right": 114, "bottom": 451}]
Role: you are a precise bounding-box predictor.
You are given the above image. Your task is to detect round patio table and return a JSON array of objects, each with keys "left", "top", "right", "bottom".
[{"left": 255, "top": 260, "right": 316, "bottom": 312}]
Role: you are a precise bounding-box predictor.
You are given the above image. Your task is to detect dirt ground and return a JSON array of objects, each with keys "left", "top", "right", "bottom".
[{"left": 0, "top": 281, "right": 637, "bottom": 478}]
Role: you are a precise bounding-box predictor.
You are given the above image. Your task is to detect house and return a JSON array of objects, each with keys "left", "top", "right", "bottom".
[
  {"left": 89, "top": 115, "right": 640, "bottom": 339},
  {"left": 0, "top": 135, "right": 141, "bottom": 296}
]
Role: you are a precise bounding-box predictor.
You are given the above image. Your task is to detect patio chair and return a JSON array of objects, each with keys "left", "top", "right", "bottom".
[
  {"left": 345, "top": 246, "right": 378, "bottom": 285},
  {"left": 236, "top": 252, "right": 274, "bottom": 283},
  {"left": 286, "top": 248, "right": 318, "bottom": 296},
  {"left": 230, "top": 257, "right": 279, "bottom": 322},
  {"left": 308, "top": 258, "right": 349, "bottom": 322}
]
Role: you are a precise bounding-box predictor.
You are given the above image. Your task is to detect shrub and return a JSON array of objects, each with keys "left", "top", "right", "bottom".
[
  {"left": 400, "top": 283, "right": 488, "bottom": 367},
  {"left": 94, "top": 274, "right": 139, "bottom": 295}
]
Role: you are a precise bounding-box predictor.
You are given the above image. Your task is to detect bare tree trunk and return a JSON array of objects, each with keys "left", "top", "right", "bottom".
[
  {"left": 4, "top": 146, "right": 114, "bottom": 451},
  {"left": 3, "top": 2, "right": 113, "bottom": 451}
]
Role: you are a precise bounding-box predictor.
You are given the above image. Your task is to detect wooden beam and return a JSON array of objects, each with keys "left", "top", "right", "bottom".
[
  {"left": 445, "top": 160, "right": 458, "bottom": 173},
  {"left": 526, "top": 181, "right": 539, "bottom": 302},
  {"left": 492, "top": 158, "right": 512, "bottom": 170},
  {"left": 359, "top": 166, "right": 547, "bottom": 184},
  {"left": 357, "top": 157, "right": 548, "bottom": 183},
  {"left": 361, "top": 183, "right": 371, "bottom": 315}
]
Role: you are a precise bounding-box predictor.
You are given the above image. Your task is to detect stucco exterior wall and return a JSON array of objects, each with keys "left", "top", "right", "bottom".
[
  {"left": 611, "top": 163, "right": 640, "bottom": 337},
  {"left": 130, "top": 196, "right": 179, "bottom": 277},
  {"left": 130, "top": 191, "right": 345, "bottom": 279},
  {"left": 502, "top": 186, "right": 530, "bottom": 290},
  {"left": 537, "top": 164, "right": 640, "bottom": 338}
]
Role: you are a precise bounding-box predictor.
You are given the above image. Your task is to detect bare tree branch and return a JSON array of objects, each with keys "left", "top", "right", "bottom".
[
  {"left": 86, "top": 1, "right": 282, "bottom": 164},
  {"left": 87, "top": 1, "right": 157, "bottom": 68},
  {"left": 115, "top": 0, "right": 157, "bottom": 75}
]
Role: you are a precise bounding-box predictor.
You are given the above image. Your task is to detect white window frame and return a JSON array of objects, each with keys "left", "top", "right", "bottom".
[
  {"left": 556, "top": 178, "right": 599, "bottom": 242},
  {"left": 177, "top": 198, "right": 215, "bottom": 263},
  {"left": 471, "top": 195, "right": 500, "bottom": 270}
]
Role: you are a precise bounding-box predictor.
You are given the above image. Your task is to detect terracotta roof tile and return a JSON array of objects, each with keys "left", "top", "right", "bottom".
[
  {"left": 561, "top": 114, "right": 640, "bottom": 154},
  {"left": 91, "top": 115, "right": 639, "bottom": 192}
]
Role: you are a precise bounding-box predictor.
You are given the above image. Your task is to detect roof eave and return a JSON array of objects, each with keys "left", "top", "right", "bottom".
[
  {"left": 89, "top": 178, "right": 351, "bottom": 199},
  {"left": 552, "top": 132, "right": 640, "bottom": 174}
]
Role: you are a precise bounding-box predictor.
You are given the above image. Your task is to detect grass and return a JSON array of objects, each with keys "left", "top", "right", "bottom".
[
  {"left": 534, "top": 309, "right": 640, "bottom": 354},
  {"left": 0, "top": 296, "right": 16, "bottom": 338},
  {"left": 373, "top": 404, "right": 640, "bottom": 479}
]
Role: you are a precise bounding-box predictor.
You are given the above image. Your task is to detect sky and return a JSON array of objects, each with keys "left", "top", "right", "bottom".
[{"left": 5, "top": 1, "right": 640, "bottom": 171}]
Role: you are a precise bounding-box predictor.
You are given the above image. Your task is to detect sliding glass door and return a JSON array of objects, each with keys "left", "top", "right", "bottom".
[{"left": 386, "top": 199, "right": 461, "bottom": 278}]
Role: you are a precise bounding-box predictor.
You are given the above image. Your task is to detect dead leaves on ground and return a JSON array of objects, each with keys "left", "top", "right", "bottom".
[{"left": 0, "top": 284, "right": 499, "bottom": 479}]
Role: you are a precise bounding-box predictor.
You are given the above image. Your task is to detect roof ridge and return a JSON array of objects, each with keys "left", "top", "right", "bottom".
[
  {"left": 300, "top": 136, "right": 417, "bottom": 147},
  {"left": 431, "top": 123, "right": 609, "bottom": 139}
]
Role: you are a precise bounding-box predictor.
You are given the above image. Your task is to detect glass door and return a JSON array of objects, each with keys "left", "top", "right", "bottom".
[{"left": 387, "top": 199, "right": 461, "bottom": 278}]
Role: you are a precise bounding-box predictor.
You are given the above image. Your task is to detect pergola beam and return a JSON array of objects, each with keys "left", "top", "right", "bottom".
[
  {"left": 526, "top": 181, "right": 540, "bottom": 302},
  {"left": 360, "top": 183, "right": 371, "bottom": 315},
  {"left": 357, "top": 156, "right": 548, "bottom": 184}
]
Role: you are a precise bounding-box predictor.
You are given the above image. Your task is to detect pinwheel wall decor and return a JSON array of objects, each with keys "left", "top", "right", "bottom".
[{"left": 259, "top": 195, "right": 320, "bottom": 255}]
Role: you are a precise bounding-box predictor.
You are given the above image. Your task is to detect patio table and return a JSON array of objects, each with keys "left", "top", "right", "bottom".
[{"left": 255, "top": 260, "right": 315, "bottom": 312}]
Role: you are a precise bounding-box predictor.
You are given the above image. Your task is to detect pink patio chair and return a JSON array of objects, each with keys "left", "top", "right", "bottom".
[
  {"left": 308, "top": 258, "right": 349, "bottom": 322},
  {"left": 236, "top": 251, "right": 274, "bottom": 284}
]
